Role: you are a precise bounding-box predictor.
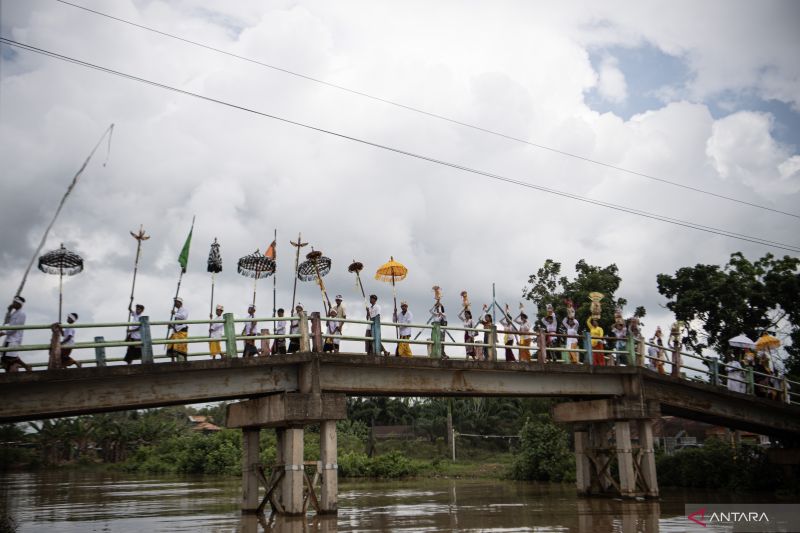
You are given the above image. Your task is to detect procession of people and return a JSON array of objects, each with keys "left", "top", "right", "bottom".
[{"left": 0, "top": 227, "right": 792, "bottom": 407}]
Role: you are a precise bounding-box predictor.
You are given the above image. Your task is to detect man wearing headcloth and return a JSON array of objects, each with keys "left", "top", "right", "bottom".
[
  {"left": 242, "top": 304, "right": 259, "bottom": 357},
  {"left": 332, "top": 295, "right": 346, "bottom": 349},
  {"left": 366, "top": 295, "right": 389, "bottom": 356},
  {"left": 1, "top": 296, "right": 32, "bottom": 372},
  {"left": 125, "top": 303, "right": 145, "bottom": 365},
  {"left": 272, "top": 308, "right": 287, "bottom": 354},
  {"left": 59, "top": 312, "right": 82, "bottom": 368},
  {"left": 562, "top": 301, "right": 580, "bottom": 364},
  {"left": 167, "top": 297, "right": 189, "bottom": 362},
  {"left": 288, "top": 303, "right": 304, "bottom": 354},
  {"left": 209, "top": 304, "right": 224, "bottom": 359},
  {"left": 541, "top": 304, "right": 558, "bottom": 362},
  {"left": 395, "top": 301, "right": 413, "bottom": 357}
]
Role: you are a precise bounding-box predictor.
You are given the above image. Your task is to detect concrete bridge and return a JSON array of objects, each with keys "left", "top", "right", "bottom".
[{"left": 3, "top": 353, "right": 799, "bottom": 515}]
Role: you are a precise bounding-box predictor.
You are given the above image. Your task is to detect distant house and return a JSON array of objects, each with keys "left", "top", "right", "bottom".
[
  {"left": 187, "top": 415, "right": 221, "bottom": 433},
  {"left": 653, "top": 416, "right": 768, "bottom": 453}
]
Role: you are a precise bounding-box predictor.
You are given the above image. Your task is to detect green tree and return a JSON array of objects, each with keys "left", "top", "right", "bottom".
[
  {"left": 523, "top": 259, "right": 638, "bottom": 328},
  {"left": 509, "top": 415, "right": 574, "bottom": 482},
  {"left": 656, "top": 252, "right": 800, "bottom": 378}
]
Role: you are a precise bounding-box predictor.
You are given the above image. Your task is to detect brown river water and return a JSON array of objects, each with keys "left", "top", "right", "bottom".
[{"left": 0, "top": 471, "right": 775, "bottom": 532}]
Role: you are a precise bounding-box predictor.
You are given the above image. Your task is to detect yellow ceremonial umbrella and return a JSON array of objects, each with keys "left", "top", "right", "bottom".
[
  {"left": 375, "top": 256, "right": 408, "bottom": 316},
  {"left": 755, "top": 333, "right": 781, "bottom": 351}
]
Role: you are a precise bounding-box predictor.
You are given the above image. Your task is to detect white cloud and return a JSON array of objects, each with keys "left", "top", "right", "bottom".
[
  {"left": 0, "top": 0, "right": 798, "bottom": 366},
  {"left": 706, "top": 111, "right": 800, "bottom": 195},
  {"left": 596, "top": 56, "right": 628, "bottom": 103}
]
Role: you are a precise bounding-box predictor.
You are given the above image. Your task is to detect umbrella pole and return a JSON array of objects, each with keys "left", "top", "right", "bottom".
[
  {"left": 167, "top": 269, "right": 184, "bottom": 343},
  {"left": 209, "top": 272, "right": 216, "bottom": 320},
  {"left": 253, "top": 271, "right": 259, "bottom": 308},
  {"left": 313, "top": 260, "right": 332, "bottom": 314},
  {"left": 290, "top": 232, "right": 307, "bottom": 312},
  {"left": 272, "top": 228, "right": 277, "bottom": 318},
  {"left": 391, "top": 277, "right": 399, "bottom": 343},
  {"left": 58, "top": 269, "right": 63, "bottom": 323}
]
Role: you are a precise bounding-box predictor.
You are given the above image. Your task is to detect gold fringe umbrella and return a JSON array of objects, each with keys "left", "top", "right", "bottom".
[{"left": 375, "top": 256, "right": 408, "bottom": 318}]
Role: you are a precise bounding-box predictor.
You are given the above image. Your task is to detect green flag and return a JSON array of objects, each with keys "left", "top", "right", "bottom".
[{"left": 178, "top": 219, "right": 194, "bottom": 273}]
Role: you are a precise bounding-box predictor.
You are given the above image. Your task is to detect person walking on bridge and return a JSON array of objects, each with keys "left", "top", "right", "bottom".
[
  {"left": 288, "top": 303, "right": 303, "bottom": 353},
  {"left": 541, "top": 305, "right": 558, "bottom": 362},
  {"left": 0, "top": 296, "right": 31, "bottom": 372},
  {"left": 125, "top": 303, "right": 144, "bottom": 365},
  {"left": 209, "top": 305, "right": 224, "bottom": 359},
  {"left": 514, "top": 312, "right": 533, "bottom": 362},
  {"left": 726, "top": 355, "right": 746, "bottom": 394},
  {"left": 366, "top": 295, "right": 390, "bottom": 356},
  {"left": 59, "top": 313, "right": 82, "bottom": 368},
  {"left": 242, "top": 305, "right": 259, "bottom": 357},
  {"left": 562, "top": 307, "right": 580, "bottom": 364},
  {"left": 459, "top": 308, "right": 477, "bottom": 360},
  {"left": 272, "top": 308, "right": 287, "bottom": 354},
  {"left": 395, "top": 301, "right": 414, "bottom": 357},
  {"left": 167, "top": 297, "right": 189, "bottom": 362},
  {"left": 587, "top": 316, "right": 605, "bottom": 366}
]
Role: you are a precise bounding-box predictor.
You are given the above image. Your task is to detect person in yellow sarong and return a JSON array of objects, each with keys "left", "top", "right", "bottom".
[
  {"left": 514, "top": 313, "right": 533, "bottom": 362},
  {"left": 208, "top": 304, "right": 224, "bottom": 359},
  {"left": 394, "top": 301, "right": 414, "bottom": 357},
  {"left": 167, "top": 297, "right": 189, "bottom": 361},
  {"left": 587, "top": 316, "right": 605, "bottom": 366}
]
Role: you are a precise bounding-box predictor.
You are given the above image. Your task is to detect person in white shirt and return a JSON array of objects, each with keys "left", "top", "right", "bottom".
[
  {"left": 540, "top": 304, "right": 558, "bottom": 362},
  {"left": 272, "top": 308, "right": 287, "bottom": 355},
  {"left": 167, "top": 297, "right": 189, "bottom": 362},
  {"left": 125, "top": 303, "right": 145, "bottom": 365},
  {"left": 366, "top": 295, "right": 389, "bottom": 356},
  {"left": 209, "top": 305, "right": 225, "bottom": 359},
  {"left": 59, "top": 312, "right": 82, "bottom": 368},
  {"left": 514, "top": 312, "right": 533, "bottom": 362},
  {"left": 324, "top": 309, "right": 340, "bottom": 353},
  {"left": 395, "top": 301, "right": 414, "bottom": 357},
  {"left": 459, "top": 308, "right": 477, "bottom": 360},
  {"left": 1, "top": 296, "right": 31, "bottom": 372},
  {"left": 499, "top": 306, "right": 518, "bottom": 362},
  {"left": 727, "top": 356, "right": 746, "bottom": 394},
  {"left": 288, "top": 303, "right": 304, "bottom": 353},
  {"left": 242, "top": 304, "right": 259, "bottom": 357},
  {"left": 562, "top": 315, "right": 581, "bottom": 364}
]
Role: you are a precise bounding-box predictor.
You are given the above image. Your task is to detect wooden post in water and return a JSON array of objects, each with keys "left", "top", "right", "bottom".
[
  {"left": 242, "top": 427, "right": 260, "bottom": 513},
  {"left": 319, "top": 420, "right": 338, "bottom": 514}
]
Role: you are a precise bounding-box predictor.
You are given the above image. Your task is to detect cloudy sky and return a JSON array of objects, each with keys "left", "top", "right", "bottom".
[{"left": 1, "top": 0, "right": 799, "bottom": 364}]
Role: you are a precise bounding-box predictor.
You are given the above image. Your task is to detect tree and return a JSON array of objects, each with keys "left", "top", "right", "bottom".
[
  {"left": 523, "top": 259, "right": 639, "bottom": 328},
  {"left": 656, "top": 252, "right": 800, "bottom": 378}
]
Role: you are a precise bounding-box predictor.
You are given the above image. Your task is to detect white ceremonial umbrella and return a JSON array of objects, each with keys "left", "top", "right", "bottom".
[{"left": 728, "top": 333, "right": 756, "bottom": 350}]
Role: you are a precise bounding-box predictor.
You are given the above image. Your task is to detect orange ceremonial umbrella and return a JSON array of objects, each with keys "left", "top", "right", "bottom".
[{"left": 375, "top": 256, "right": 408, "bottom": 316}]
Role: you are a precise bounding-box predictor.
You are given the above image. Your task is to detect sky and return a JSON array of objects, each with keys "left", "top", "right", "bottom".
[{"left": 1, "top": 0, "right": 799, "bottom": 366}]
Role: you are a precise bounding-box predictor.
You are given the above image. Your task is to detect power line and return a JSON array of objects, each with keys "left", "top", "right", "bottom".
[
  {"left": 3, "top": 37, "right": 799, "bottom": 254},
  {"left": 52, "top": 0, "right": 800, "bottom": 221}
]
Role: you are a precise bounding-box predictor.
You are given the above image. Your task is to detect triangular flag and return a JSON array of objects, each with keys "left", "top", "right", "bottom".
[
  {"left": 265, "top": 240, "right": 276, "bottom": 260},
  {"left": 178, "top": 219, "right": 195, "bottom": 273}
]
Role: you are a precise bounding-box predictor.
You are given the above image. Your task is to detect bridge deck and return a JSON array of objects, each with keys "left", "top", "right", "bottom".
[{"left": 2, "top": 353, "right": 799, "bottom": 437}]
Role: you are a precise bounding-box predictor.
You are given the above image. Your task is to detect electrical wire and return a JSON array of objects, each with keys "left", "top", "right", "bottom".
[
  {"left": 3, "top": 36, "right": 799, "bottom": 253},
  {"left": 52, "top": 0, "right": 800, "bottom": 221}
]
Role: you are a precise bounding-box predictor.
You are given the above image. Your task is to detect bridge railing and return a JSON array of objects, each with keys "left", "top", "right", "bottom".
[
  {"left": 641, "top": 339, "right": 798, "bottom": 406},
  {"left": 3, "top": 313, "right": 799, "bottom": 406},
  {"left": 0, "top": 313, "right": 303, "bottom": 367}
]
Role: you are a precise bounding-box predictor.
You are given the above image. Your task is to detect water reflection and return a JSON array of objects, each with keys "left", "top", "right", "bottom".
[{"left": 0, "top": 471, "right": 765, "bottom": 532}]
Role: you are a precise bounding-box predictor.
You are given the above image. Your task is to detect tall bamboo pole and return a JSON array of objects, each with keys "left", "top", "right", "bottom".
[
  {"left": 127, "top": 225, "right": 149, "bottom": 323},
  {"left": 289, "top": 233, "right": 308, "bottom": 312}
]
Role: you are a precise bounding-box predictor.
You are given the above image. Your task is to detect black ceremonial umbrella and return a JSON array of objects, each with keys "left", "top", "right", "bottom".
[
  {"left": 237, "top": 250, "right": 275, "bottom": 308},
  {"left": 208, "top": 239, "right": 223, "bottom": 318},
  {"left": 38, "top": 243, "right": 84, "bottom": 322},
  {"left": 298, "top": 249, "right": 332, "bottom": 314}
]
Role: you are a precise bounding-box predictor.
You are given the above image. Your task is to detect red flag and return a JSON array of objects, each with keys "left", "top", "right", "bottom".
[{"left": 265, "top": 240, "right": 276, "bottom": 260}]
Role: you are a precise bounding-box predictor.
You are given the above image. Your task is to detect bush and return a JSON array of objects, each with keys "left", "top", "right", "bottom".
[
  {"left": 124, "top": 429, "right": 242, "bottom": 476},
  {"left": 657, "top": 438, "right": 784, "bottom": 491},
  {"left": 509, "top": 415, "right": 575, "bottom": 482},
  {"left": 338, "top": 450, "right": 419, "bottom": 478}
]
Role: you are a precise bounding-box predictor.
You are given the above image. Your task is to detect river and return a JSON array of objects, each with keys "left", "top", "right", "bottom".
[{"left": 0, "top": 471, "right": 772, "bottom": 532}]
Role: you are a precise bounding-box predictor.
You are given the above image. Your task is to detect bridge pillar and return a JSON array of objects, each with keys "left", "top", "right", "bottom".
[
  {"left": 553, "top": 398, "right": 660, "bottom": 499},
  {"left": 319, "top": 419, "right": 338, "bottom": 514},
  {"left": 242, "top": 427, "right": 261, "bottom": 513},
  {"left": 280, "top": 427, "right": 305, "bottom": 516}
]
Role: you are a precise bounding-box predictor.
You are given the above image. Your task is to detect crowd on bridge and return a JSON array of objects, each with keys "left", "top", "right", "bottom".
[{"left": 1, "top": 289, "right": 786, "bottom": 404}]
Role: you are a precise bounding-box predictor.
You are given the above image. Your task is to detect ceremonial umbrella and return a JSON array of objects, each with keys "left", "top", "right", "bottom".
[
  {"left": 728, "top": 333, "right": 756, "bottom": 350},
  {"left": 375, "top": 256, "right": 407, "bottom": 317},
  {"left": 298, "top": 249, "right": 332, "bottom": 314},
  {"left": 348, "top": 261, "right": 367, "bottom": 300},
  {"left": 756, "top": 333, "right": 781, "bottom": 371},
  {"left": 237, "top": 250, "right": 275, "bottom": 308},
  {"left": 38, "top": 244, "right": 84, "bottom": 322},
  {"left": 207, "top": 239, "right": 223, "bottom": 319}
]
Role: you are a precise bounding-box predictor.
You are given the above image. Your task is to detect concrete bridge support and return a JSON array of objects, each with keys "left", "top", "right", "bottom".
[
  {"left": 553, "top": 399, "right": 660, "bottom": 499},
  {"left": 227, "top": 393, "right": 347, "bottom": 516}
]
